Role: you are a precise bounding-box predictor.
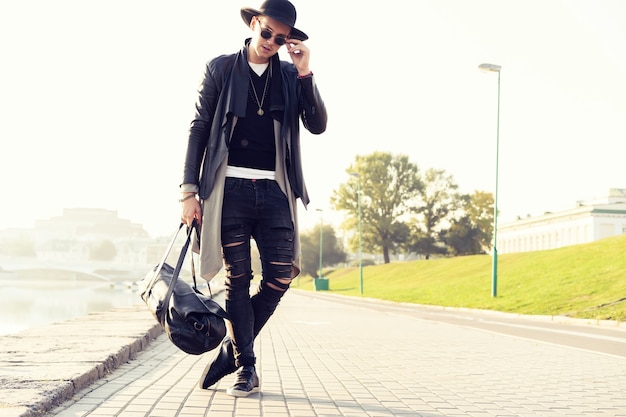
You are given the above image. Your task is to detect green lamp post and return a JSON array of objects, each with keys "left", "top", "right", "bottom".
[{"left": 479, "top": 62, "right": 501, "bottom": 298}]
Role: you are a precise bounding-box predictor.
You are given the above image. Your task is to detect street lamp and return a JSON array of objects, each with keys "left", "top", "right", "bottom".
[
  {"left": 316, "top": 208, "right": 323, "bottom": 279},
  {"left": 478, "top": 62, "right": 501, "bottom": 297},
  {"left": 348, "top": 172, "right": 363, "bottom": 294}
]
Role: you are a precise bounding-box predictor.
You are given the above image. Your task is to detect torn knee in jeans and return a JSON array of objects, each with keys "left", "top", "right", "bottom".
[
  {"left": 261, "top": 261, "right": 293, "bottom": 292},
  {"left": 224, "top": 241, "right": 244, "bottom": 248},
  {"left": 264, "top": 275, "right": 292, "bottom": 292}
]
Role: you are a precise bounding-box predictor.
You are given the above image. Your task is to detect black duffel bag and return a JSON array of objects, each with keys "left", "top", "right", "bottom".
[{"left": 138, "top": 222, "right": 228, "bottom": 355}]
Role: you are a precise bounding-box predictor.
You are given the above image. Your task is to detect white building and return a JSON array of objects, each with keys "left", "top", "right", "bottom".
[
  {"left": 498, "top": 188, "right": 626, "bottom": 254},
  {"left": 34, "top": 208, "right": 148, "bottom": 241}
]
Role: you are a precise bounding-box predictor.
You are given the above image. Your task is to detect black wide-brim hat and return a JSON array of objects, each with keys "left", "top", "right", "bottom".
[{"left": 241, "top": 0, "right": 308, "bottom": 41}]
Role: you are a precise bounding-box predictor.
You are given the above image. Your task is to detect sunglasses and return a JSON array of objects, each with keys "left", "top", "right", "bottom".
[{"left": 259, "top": 25, "right": 288, "bottom": 46}]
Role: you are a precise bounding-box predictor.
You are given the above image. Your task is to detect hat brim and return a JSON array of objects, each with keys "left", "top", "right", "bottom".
[{"left": 240, "top": 7, "right": 308, "bottom": 41}]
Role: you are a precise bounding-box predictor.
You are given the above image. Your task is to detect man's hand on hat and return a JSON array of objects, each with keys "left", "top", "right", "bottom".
[{"left": 286, "top": 39, "right": 310, "bottom": 76}]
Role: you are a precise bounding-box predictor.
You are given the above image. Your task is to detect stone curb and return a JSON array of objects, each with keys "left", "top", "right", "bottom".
[{"left": 0, "top": 305, "right": 163, "bottom": 417}]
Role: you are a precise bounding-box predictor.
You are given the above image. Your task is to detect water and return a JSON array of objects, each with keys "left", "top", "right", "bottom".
[{"left": 0, "top": 278, "right": 143, "bottom": 336}]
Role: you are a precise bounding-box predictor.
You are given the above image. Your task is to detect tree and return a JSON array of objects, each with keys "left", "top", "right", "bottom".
[
  {"left": 331, "top": 152, "right": 422, "bottom": 263},
  {"left": 407, "top": 168, "right": 460, "bottom": 259},
  {"left": 441, "top": 191, "right": 494, "bottom": 256},
  {"left": 299, "top": 224, "right": 347, "bottom": 277},
  {"left": 90, "top": 240, "right": 117, "bottom": 261},
  {"left": 441, "top": 214, "right": 482, "bottom": 256},
  {"left": 2, "top": 237, "right": 36, "bottom": 257},
  {"left": 465, "top": 190, "right": 494, "bottom": 252}
]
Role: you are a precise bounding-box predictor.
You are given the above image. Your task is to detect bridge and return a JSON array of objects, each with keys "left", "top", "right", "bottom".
[{"left": 0, "top": 260, "right": 145, "bottom": 283}]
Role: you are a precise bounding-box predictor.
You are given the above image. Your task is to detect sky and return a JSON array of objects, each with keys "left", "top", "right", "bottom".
[{"left": 1, "top": 0, "right": 625, "bottom": 239}]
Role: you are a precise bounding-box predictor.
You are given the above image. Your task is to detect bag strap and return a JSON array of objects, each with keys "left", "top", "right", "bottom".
[
  {"left": 159, "top": 223, "right": 185, "bottom": 269},
  {"left": 162, "top": 221, "right": 198, "bottom": 312}
]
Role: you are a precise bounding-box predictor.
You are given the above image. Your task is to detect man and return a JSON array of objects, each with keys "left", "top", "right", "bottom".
[{"left": 179, "top": 0, "right": 327, "bottom": 397}]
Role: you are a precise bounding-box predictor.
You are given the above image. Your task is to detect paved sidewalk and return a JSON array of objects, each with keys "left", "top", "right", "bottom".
[{"left": 39, "top": 291, "right": 626, "bottom": 417}]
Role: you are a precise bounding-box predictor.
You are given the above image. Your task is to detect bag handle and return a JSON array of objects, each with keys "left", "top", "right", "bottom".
[
  {"left": 161, "top": 221, "right": 199, "bottom": 313},
  {"left": 159, "top": 223, "right": 185, "bottom": 271},
  {"left": 145, "top": 221, "right": 200, "bottom": 312},
  {"left": 155, "top": 221, "right": 229, "bottom": 321},
  {"left": 144, "top": 222, "right": 185, "bottom": 291}
]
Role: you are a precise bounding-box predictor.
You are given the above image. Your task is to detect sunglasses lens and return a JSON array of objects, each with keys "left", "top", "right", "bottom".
[{"left": 260, "top": 28, "right": 286, "bottom": 45}]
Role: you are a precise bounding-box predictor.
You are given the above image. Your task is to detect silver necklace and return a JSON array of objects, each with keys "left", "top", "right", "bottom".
[{"left": 248, "top": 61, "right": 271, "bottom": 116}]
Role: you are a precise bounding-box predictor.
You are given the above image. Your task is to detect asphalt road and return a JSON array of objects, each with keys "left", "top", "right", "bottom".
[{"left": 305, "top": 291, "right": 626, "bottom": 359}]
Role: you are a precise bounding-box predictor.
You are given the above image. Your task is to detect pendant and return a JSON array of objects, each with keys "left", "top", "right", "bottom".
[{"left": 257, "top": 108, "right": 264, "bottom": 116}]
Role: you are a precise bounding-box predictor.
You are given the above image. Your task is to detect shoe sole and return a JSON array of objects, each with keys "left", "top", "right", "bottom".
[{"left": 226, "top": 386, "right": 260, "bottom": 397}]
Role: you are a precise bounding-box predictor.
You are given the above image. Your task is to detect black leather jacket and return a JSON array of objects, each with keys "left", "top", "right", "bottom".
[{"left": 182, "top": 39, "right": 327, "bottom": 207}]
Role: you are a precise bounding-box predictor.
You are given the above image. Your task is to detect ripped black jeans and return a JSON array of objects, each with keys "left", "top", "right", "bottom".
[{"left": 221, "top": 177, "right": 295, "bottom": 368}]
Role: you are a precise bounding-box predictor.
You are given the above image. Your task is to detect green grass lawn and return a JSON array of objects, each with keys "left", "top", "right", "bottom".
[{"left": 293, "top": 234, "right": 626, "bottom": 322}]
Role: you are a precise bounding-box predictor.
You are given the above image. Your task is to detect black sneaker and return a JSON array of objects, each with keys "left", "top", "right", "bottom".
[
  {"left": 226, "top": 365, "right": 259, "bottom": 397},
  {"left": 199, "top": 337, "right": 237, "bottom": 389}
]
